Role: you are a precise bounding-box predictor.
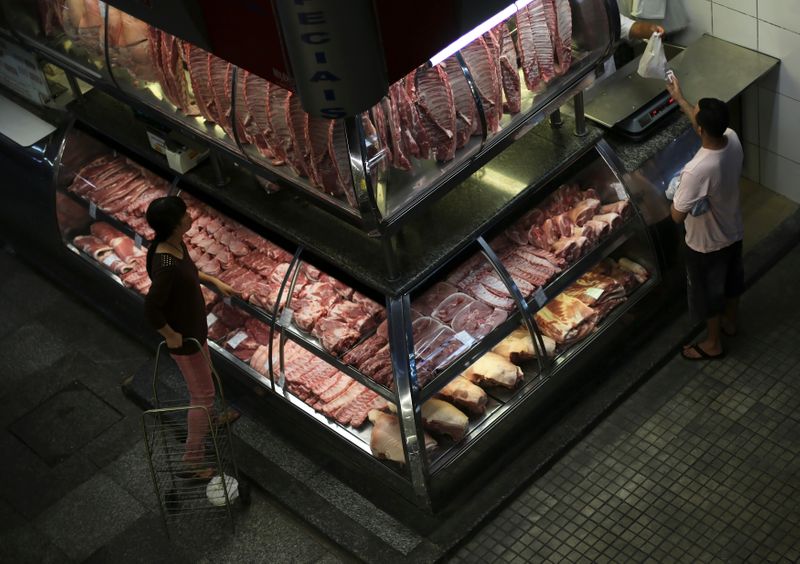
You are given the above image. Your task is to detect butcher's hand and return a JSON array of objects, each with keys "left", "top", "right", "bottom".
[{"left": 165, "top": 331, "right": 183, "bottom": 350}]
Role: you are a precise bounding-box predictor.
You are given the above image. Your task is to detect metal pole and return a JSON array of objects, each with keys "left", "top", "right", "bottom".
[
  {"left": 550, "top": 108, "right": 563, "bottom": 129},
  {"left": 65, "top": 72, "right": 83, "bottom": 102},
  {"left": 210, "top": 151, "right": 229, "bottom": 187},
  {"left": 382, "top": 235, "right": 399, "bottom": 282},
  {"left": 573, "top": 91, "right": 588, "bottom": 137},
  {"left": 387, "top": 295, "right": 432, "bottom": 510}
]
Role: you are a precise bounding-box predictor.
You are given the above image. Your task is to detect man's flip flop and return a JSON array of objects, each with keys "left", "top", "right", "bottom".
[{"left": 681, "top": 344, "right": 725, "bottom": 361}]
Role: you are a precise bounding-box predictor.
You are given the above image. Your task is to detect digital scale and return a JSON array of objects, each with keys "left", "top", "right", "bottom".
[{"left": 585, "top": 35, "right": 780, "bottom": 141}]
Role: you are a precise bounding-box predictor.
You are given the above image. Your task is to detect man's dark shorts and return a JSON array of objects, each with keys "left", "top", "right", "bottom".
[{"left": 685, "top": 240, "right": 744, "bottom": 321}]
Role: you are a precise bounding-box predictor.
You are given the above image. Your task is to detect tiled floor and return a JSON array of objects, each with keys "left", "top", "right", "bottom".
[
  {"left": 0, "top": 247, "right": 348, "bottom": 563},
  {"left": 452, "top": 245, "right": 800, "bottom": 562},
  {"left": 740, "top": 178, "right": 798, "bottom": 254}
]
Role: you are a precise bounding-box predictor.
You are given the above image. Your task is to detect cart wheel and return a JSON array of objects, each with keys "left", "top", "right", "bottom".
[{"left": 237, "top": 479, "right": 252, "bottom": 508}]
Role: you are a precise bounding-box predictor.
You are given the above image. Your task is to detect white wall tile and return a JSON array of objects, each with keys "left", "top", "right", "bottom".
[
  {"left": 714, "top": 0, "right": 757, "bottom": 17},
  {"left": 712, "top": 4, "right": 758, "bottom": 50},
  {"left": 758, "top": 88, "right": 800, "bottom": 164},
  {"left": 742, "top": 141, "right": 760, "bottom": 182},
  {"left": 758, "top": 0, "right": 800, "bottom": 35},
  {"left": 760, "top": 148, "right": 800, "bottom": 202},
  {"left": 757, "top": 20, "right": 800, "bottom": 102},
  {"left": 673, "top": 0, "right": 712, "bottom": 46},
  {"left": 741, "top": 85, "right": 760, "bottom": 143}
]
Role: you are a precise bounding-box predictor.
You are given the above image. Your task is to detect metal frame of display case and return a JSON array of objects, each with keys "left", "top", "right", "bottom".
[
  {"left": 1, "top": 0, "right": 682, "bottom": 513},
  {"left": 0, "top": 0, "right": 620, "bottom": 244},
  {"left": 45, "top": 113, "right": 661, "bottom": 510}
]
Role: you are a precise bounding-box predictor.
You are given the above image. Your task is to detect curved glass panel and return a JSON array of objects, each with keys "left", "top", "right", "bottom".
[
  {"left": 105, "top": 8, "right": 238, "bottom": 148},
  {"left": 2, "top": 0, "right": 110, "bottom": 79},
  {"left": 372, "top": 0, "right": 614, "bottom": 222},
  {"left": 233, "top": 69, "right": 360, "bottom": 209}
]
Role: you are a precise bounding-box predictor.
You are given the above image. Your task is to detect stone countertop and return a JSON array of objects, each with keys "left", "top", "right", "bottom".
[{"left": 603, "top": 110, "right": 694, "bottom": 173}]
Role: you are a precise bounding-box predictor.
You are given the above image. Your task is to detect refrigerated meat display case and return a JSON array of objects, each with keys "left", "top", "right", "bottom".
[
  {"left": 0, "top": 0, "right": 681, "bottom": 512},
  {"left": 1, "top": 0, "right": 622, "bottom": 235}
]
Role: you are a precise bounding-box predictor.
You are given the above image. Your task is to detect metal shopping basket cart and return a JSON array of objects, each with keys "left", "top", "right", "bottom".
[{"left": 142, "top": 338, "right": 250, "bottom": 537}]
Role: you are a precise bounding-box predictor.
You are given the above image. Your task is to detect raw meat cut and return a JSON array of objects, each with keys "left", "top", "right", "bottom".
[
  {"left": 516, "top": 2, "right": 543, "bottom": 91},
  {"left": 463, "top": 352, "right": 523, "bottom": 389},
  {"left": 493, "top": 326, "right": 552, "bottom": 363},
  {"left": 368, "top": 411, "right": 437, "bottom": 463},
  {"left": 187, "top": 47, "right": 219, "bottom": 124},
  {"left": 313, "top": 319, "right": 361, "bottom": 356},
  {"left": 460, "top": 37, "right": 503, "bottom": 133},
  {"left": 414, "top": 282, "right": 458, "bottom": 316},
  {"left": 305, "top": 116, "right": 342, "bottom": 196},
  {"left": 495, "top": 22, "right": 522, "bottom": 114},
  {"left": 444, "top": 56, "right": 478, "bottom": 148},
  {"left": 600, "top": 200, "right": 631, "bottom": 218},
  {"left": 554, "top": 0, "right": 573, "bottom": 75},
  {"left": 73, "top": 235, "right": 112, "bottom": 259},
  {"left": 414, "top": 65, "right": 457, "bottom": 161},
  {"left": 380, "top": 95, "right": 413, "bottom": 171},
  {"left": 592, "top": 212, "right": 622, "bottom": 231},
  {"left": 421, "top": 399, "right": 468, "bottom": 441},
  {"left": 618, "top": 258, "right": 649, "bottom": 284},
  {"left": 329, "top": 120, "right": 357, "bottom": 206},
  {"left": 391, "top": 79, "right": 430, "bottom": 160},
  {"left": 431, "top": 293, "right": 474, "bottom": 325},
  {"left": 286, "top": 93, "right": 311, "bottom": 178},
  {"left": 436, "top": 376, "right": 488, "bottom": 415},
  {"left": 535, "top": 293, "right": 599, "bottom": 345},
  {"left": 568, "top": 198, "right": 601, "bottom": 226},
  {"left": 452, "top": 302, "right": 507, "bottom": 339}
]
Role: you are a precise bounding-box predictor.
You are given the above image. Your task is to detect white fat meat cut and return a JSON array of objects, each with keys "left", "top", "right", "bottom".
[
  {"left": 436, "top": 376, "right": 488, "bottom": 416},
  {"left": 421, "top": 399, "right": 469, "bottom": 442},
  {"left": 368, "top": 411, "right": 437, "bottom": 464},
  {"left": 463, "top": 352, "right": 524, "bottom": 389}
]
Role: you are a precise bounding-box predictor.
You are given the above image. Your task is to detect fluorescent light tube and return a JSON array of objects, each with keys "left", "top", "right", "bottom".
[{"left": 428, "top": 2, "right": 518, "bottom": 66}]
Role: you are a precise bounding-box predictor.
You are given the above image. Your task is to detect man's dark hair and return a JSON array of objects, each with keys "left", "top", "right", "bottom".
[{"left": 696, "top": 98, "right": 729, "bottom": 138}]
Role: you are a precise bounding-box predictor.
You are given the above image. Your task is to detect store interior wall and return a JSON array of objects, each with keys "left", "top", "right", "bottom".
[{"left": 670, "top": 0, "right": 800, "bottom": 203}]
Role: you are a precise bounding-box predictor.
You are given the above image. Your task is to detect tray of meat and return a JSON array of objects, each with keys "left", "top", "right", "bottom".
[
  {"left": 431, "top": 292, "right": 474, "bottom": 325},
  {"left": 451, "top": 301, "right": 508, "bottom": 339}
]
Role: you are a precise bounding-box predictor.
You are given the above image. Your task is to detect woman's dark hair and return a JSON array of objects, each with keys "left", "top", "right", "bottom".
[
  {"left": 696, "top": 98, "right": 729, "bottom": 139},
  {"left": 145, "top": 196, "right": 187, "bottom": 276}
]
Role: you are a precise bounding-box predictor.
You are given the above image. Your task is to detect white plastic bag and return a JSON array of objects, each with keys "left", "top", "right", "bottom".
[
  {"left": 632, "top": 0, "right": 667, "bottom": 19},
  {"left": 637, "top": 32, "right": 667, "bottom": 79},
  {"left": 206, "top": 474, "right": 239, "bottom": 507}
]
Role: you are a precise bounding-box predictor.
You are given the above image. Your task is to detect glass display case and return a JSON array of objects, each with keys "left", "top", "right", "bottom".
[
  {"left": 51, "top": 122, "right": 659, "bottom": 508},
  {"left": 1, "top": 0, "right": 110, "bottom": 81},
  {"left": 3, "top": 0, "right": 620, "bottom": 234}
]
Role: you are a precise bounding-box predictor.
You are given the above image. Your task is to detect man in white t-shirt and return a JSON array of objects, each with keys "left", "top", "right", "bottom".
[{"left": 666, "top": 75, "right": 744, "bottom": 361}]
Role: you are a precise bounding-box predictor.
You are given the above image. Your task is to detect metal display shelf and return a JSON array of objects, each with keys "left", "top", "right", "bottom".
[
  {"left": 418, "top": 217, "right": 640, "bottom": 403},
  {"left": 66, "top": 89, "right": 608, "bottom": 297},
  {"left": 0, "top": 0, "right": 689, "bottom": 514},
  {"left": 2, "top": 15, "right": 614, "bottom": 238}
]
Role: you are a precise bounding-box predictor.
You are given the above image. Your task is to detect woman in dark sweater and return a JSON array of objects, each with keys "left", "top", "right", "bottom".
[{"left": 144, "top": 196, "right": 235, "bottom": 476}]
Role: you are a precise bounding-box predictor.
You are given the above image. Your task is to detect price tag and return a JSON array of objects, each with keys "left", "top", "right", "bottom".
[
  {"left": 101, "top": 254, "right": 116, "bottom": 267},
  {"left": 206, "top": 313, "right": 218, "bottom": 326},
  {"left": 88, "top": 201, "right": 97, "bottom": 219},
  {"left": 586, "top": 287, "right": 604, "bottom": 300},
  {"left": 612, "top": 182, "right": 627, "bottom": 201},
  {"left": 226, "top": 330, "right": 248, "bottom": 349},
  {"left": 454, "top": 330, "right": 475, "bottom": 347},
  {"left": 279, "top": 307, "right": 294, "bottom": 327},
  {"left": 223, "top": 296, "right": 232, "bottom": 306},
  {"left": 534, "top": 288, "right": 547, "bottom": 307},
  {"left": 134, "top": 234, "right": 142, "bottom": 248}
]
